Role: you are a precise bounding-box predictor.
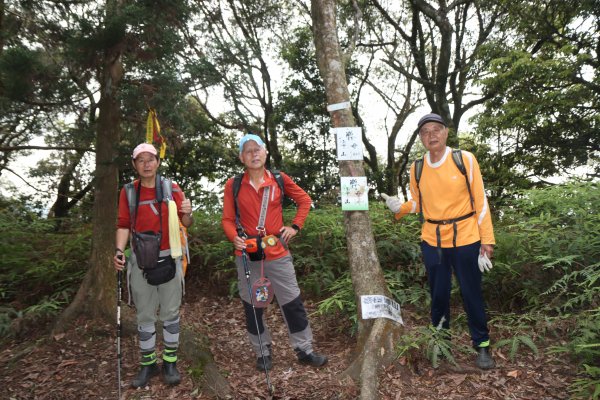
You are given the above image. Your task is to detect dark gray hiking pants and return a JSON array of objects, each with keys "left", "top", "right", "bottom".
[{"left": 236, "top": 254, "right": 314, "bottom": 357}]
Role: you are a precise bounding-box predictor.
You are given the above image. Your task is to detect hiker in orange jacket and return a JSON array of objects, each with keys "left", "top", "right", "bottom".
[
  {"left": 383, "top": 113, "right": 496, "bottom": 369},
  {"left": 221, "top": 134, "right": 328, "bottom": 371}
]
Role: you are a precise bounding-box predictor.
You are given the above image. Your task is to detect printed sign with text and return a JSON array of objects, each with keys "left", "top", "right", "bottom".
[{"left": 361, "top": 295, "right": 403, "bottom": 325}]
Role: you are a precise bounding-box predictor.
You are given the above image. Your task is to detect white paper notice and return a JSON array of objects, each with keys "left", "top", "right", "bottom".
[
  {"left": 334, "top": 127, "right": 363, "bottom": 161},
  {"left": 361, "top": 295, "right": 403, "bottom": 325},
  {"left": 340, "top": 176, "right": 369, "bottom": 211}
]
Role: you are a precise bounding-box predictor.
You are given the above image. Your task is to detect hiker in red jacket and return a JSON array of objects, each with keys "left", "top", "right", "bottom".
[
  {"left": 113, "top": 143, "right": 193, "bottom": 387},
  {"left": 221, "top": 134, "right": 327, "bottom": 371}
]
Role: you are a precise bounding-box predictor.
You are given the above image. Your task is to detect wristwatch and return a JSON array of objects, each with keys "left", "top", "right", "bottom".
[{"left": 291, "top": 224, "right": 301, "bottom": 232}]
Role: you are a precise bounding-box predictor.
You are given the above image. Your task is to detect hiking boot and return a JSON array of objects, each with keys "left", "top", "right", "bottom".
[
  {"left": 475, "top": 346, "right": 495, "bottom": 370},
  {"left": 296, "top": 350, "right": 328, "bottom": 367},
  {"left": 256, "top": 354, "right": 273, "bottom": 371},
  {"left": 162, "top": 361, "right": 181, "bottom": 385},
  {"left": 131, "top": 363, "right": 160, "bottom": 388}
]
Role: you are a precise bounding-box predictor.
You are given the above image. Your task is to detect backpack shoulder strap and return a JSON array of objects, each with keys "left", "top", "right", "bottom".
[
  {"left": 269, "top": 169, "right": 285, "bottom": 205},
  {"left": 124, "top": 181, "right": 136, "bottom": 218},
  {"left": 414, "top": 158, "right": 424, "bottom": 188},
  {"left": 233, "top": 173, "right": 243, "bottom": 201},
  {"left": 451, "top": 149, "right": 467, "bottom": 177},
  {"left": 414, "top": 157, "right": 425, "bottom": 223},
  {"left": 232, "top": 173, "right": 244, "bottom": 236},
  {"left": 451, "top": 149, "right": 475, "bottom": 211},
  {"left": 160, "top": 176, "right": 173, "bottom": 200}
]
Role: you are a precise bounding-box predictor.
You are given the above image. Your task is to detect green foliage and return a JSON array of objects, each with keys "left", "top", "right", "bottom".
[
  {"left": 315, "top": 272, "right": 357, "bottom": 334},
  {"left": 487, "top": 182, "right": 600, "bottom": 311},
  {"left": 489, "top": 312, "right": 543, "bottom": 362},
  {"left": 0, "top": 199, "right": 89, "bottom": 333},
  {"left": 494, "top": 335, "right": 539, "bottom": 362},
  {"left": 396, "top": 325, "right": 473, "bottom": 369},
  {"left": 475, "top": 1, "right": 599, "bottom": 181},
  {"left": 291, "top": 206, "right": 349, "bottom": 296},
  {"left": 548, "top": 309, "right": 600, "bottom": 365},
  {"left": 569, "top": 364, "right": 600, "bottom": 400}
]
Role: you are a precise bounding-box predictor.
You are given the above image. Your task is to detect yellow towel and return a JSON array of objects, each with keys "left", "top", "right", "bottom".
[{"left": 168, "top": 200, "right": 182, "bottom": 258}]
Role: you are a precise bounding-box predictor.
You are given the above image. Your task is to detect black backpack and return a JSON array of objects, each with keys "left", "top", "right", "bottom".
[
  {"left": 414, "top": 149, "right": 475, "bottom": 222},
  {"left": 232, "top": 170, "right": 285, "bottom": 236}
]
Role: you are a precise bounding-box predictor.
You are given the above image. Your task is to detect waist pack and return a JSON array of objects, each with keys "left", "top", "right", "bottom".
[
  {"left": 132, "top": 231, "right": 161, "bottom": 270},
  {"left": 245, "top": 235, "right": 265, "bottom": 262},
  {"left": 144, "top": 255, "right": 176, "bottom": 286}
]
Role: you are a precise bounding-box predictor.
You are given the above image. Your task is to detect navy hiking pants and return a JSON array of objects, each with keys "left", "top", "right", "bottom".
[{"left": 421, "top": 240, "right": 490, "bottom": 347}]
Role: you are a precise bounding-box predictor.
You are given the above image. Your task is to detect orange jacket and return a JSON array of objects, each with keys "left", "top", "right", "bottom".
[
  {"left": 222, "top": 170, "right": 312, "bottom": 260},
  {"left": 396, "top": 147, "right": 495, "bottom": 247}
]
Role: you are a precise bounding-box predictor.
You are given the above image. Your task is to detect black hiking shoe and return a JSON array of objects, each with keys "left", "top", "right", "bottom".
[
  {"left": 475, "top": 346, "right": 495, "bottom": 370},
  {"left": 162, "top": 361, "right": 181, "bottom": 385},
  {"left": 256, "top": 354, "right": 273, "bottom": 371},
  {"left": 131, "top": 363, "right": 160, "bottom": 388},
  {"left": 296, "top": 350, "right": 328, "bottom": 367}
]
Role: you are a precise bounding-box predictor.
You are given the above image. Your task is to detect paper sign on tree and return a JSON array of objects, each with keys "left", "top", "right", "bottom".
[
  {"left": 341, "top": 176, "right": 369, "bottom": 211},
  {"left": 334, "top": 127, "right": 363, "bottom": 161}
]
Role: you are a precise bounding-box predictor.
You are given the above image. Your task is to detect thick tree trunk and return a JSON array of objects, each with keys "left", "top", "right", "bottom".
[
  {"left": 310, "top": 1, "right": 404, "bottom": 399},
  {"left": 54, "top": 0, "right": 125, "bottom": 332}
]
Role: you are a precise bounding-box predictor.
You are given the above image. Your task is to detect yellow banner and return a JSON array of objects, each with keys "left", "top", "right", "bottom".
[{"left": 146, "top": 108, "right": 167, "bottom": 159}]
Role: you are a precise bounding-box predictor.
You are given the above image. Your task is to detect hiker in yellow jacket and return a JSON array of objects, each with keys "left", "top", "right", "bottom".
[{"left": 383, "top": 113, "right": 496, "bottom": 369}]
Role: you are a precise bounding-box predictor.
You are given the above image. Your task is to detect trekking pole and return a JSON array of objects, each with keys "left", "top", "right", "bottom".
[
  {"left": 241, "top": 250, "right": 274, "bottom": 396},
  {"left": 116, "top": 264, "right": 123, "bottom": 399}
]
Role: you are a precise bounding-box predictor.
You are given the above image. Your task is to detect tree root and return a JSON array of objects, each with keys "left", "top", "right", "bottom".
[
  {"left": 344, "top": 318, "right": 403, "bottom": 400},
  {"left": 179, "top": 326, "right": 232, "bottom": 399}
]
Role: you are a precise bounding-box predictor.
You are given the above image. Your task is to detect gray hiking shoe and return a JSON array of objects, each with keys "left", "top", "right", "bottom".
[
  {"left": 296, "top": 350, "right": 328, "bottom": 367},
  {"left": 475, "top": 346, "right": 495, "bottom": 369},
  {"left": 256, "top": 354, "right": 273, "bottom": 371}
]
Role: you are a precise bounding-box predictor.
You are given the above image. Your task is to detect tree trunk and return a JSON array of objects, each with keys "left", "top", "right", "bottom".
[
  {"left": 179, "top": 327, "right": 232, "bottom": 398},
  {"left": 310, "top": 1, "right": 404, "bottom": 399},
  {"left": 54, "top": 0, "right": 125, "bottom": 332}
]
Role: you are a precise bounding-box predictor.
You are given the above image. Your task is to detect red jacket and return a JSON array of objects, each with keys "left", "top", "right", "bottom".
[
  {"left": 117, "top": 180, "right": 185, "bottom": 251},
  {"left": 221, "top": 170, "right": 312, "bottom": 260}
]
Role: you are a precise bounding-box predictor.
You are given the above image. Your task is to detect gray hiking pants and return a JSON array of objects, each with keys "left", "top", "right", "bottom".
[
  {"left": 128, "top": 251, "right": 184, "bottom": 352},
  {"left": 236, "top": 254, "right": 314, "bottom": 357}
]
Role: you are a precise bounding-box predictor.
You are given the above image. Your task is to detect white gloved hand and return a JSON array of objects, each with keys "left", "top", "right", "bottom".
[
  {"left": 478, "top": 252, "right": 493, "bottom": 273},
  {"left": 381, "top": 193, "right": 401, "bottom": 213}
]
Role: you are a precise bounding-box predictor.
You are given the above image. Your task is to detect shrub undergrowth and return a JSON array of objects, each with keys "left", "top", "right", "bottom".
[{"left": 2, "top": 182, "right": 598, "bottom": 396}]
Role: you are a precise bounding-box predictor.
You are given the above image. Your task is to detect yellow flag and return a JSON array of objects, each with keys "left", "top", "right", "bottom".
[{"left": 146, "top": 109, "right": 167, "bottom": 159}]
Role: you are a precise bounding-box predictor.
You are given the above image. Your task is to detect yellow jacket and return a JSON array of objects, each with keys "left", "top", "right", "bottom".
[{"left": 396, "top": 147, "right": 495, "bottom": 247}]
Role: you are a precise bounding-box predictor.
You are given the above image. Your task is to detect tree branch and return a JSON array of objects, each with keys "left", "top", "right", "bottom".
[{"left": 0, "top": 145, "right": 94, "bottom": 152}]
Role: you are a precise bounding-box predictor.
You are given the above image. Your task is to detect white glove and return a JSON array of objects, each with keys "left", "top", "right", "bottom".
[
  {"left": 478, "top": 252, "right": 493, "bottom": 273},
  {"left": 381, "top": 193, "right": 401, "bottom": 213}
]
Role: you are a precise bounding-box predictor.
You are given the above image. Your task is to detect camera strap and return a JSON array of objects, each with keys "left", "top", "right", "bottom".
[{"left": 255, "top": 186, "right": 270, "bottom": 237}]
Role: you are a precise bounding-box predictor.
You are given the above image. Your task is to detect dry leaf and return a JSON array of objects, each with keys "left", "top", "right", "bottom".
[{"left": 507, "top": 370, "right": 520, "bottom": 378}]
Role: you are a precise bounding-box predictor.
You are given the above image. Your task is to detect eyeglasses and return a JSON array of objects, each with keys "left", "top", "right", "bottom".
[
  {"left": 135, "top": 158, "right": 157, "bottom": 165},
  {"left": 419, "top": 125, "right": 445, "bottom": 137},
  {"left": 242, "top": 147, "right": 265, "bottom": 155}
]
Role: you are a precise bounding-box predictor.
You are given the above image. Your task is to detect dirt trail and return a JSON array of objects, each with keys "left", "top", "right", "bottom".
[{"left": 0, "top": 291, "right": 574, "bottom": 399}]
